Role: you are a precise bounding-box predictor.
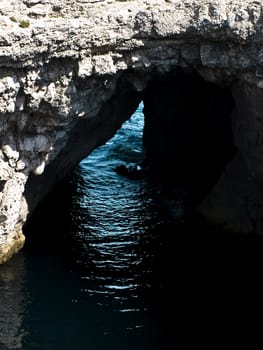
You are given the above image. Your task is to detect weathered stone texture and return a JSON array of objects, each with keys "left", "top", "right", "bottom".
[{"left": 1, "top": 0, "right": 263, "bottom": 262}]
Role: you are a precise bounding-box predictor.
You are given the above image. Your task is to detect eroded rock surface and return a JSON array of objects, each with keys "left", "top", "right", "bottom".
[{"left": 1, "top": 0, "right": 263, "bottom": 263}]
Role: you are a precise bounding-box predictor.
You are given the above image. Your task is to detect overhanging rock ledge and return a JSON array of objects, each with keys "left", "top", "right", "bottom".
[{"left": 1, "top": 0, "right": 263, "bottom": 263}]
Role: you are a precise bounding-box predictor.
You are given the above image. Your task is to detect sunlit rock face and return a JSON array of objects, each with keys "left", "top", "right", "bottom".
[{"left": 1, "top": 0, "right": 263, "bottom": 262}]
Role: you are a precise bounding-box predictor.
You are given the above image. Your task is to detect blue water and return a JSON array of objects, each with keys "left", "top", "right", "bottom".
[{"left": 1, "top": 102, "right": 263, "bottom": 349}]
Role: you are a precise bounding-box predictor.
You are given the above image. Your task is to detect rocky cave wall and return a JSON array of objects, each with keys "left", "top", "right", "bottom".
[{"left": 1, "top": 0, "right": 263, "bottom": 263}]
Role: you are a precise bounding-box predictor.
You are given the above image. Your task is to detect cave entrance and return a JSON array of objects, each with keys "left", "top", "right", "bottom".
[{"left": 24, "top": 68, "right": 236, "bottom": 245}]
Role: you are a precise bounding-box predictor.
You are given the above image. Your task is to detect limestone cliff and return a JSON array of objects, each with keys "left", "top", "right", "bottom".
[{"left": 1, "top": 0, "right": 263, "bottom": 263}]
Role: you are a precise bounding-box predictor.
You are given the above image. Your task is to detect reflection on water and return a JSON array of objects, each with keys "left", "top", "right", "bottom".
[{"left": 63, "top": 102, "right": 175, "bottom": 346}]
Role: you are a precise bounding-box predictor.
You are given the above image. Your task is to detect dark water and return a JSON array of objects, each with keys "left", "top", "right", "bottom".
[{"left": 1, "top": 102, "right": 263, "bottom": 349}]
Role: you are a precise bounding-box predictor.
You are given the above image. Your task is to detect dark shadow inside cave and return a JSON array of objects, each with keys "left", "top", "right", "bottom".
[{"left": 141, "top": 69, "right": 236, "bottom": 202}]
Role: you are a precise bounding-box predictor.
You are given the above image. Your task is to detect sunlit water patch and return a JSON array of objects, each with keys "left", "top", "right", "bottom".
[{"left": 67, "top": 102, "right": 172, "bottom": 341}]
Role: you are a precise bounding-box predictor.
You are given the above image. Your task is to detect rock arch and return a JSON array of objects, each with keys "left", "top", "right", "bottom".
[{"left": 1, "top": 0, "right": 263, "bottom": 263}]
